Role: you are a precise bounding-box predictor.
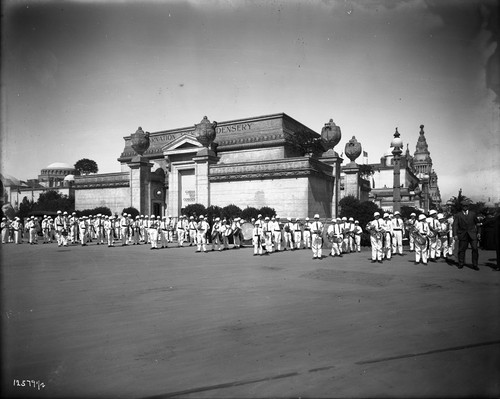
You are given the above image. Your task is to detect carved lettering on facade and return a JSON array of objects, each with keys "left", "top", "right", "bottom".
[
  {"left": 183, "top": 190, "right": 195, "bottom": 203},
  {"left": 216, "top": 123, "right": 252, "bottom": 134},
  {"left": 150, "top": 134, "right": 179, "bottom": 143}
]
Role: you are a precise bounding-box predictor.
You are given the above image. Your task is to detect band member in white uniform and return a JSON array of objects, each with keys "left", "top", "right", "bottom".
[
  {"left": 367, "top": 212, "right": 384, "bottom": 263},
  {"left": 188, "top": 216, "right": 197, "bottom": 247},
  {"left": 353, "top": 220, "right": 362, "bottom": 252},
  {"left": 311, "top": 214, "right": 323, "bottom": 260},
  {"left": 270, "top": 216, "right": 282, "bottom": 252},
  {"left": 437, "top": 213, "right": 450, "bottom": 260},
  {"left": 407, "top": 213, "right": 417, "bottom": 252},
  {"left": 196, "top": 215, "right": 210, "bottom": 253},
  {"left": 302, "top": 217, "right": 311, "bottom": 249},
  {"left": 391, "top": 211, "right": 405, "bottom": 255},
  {"left": 426, "top": 210, "right": 440, "bottom": 262},
  {"left": 327, "top": 218, "right": 342, "bottom": 257},
  {"left": 282, "top": 218, "right": 293, "bottom": 251},
  {"left": 382, "top": 213, "right": 393, "bottom": 260},
  {"left": 176, "top": 215, "right": 186, "bottom": 247},
  {"left": 78, "top": 216, "right": 89, "bottom": 246},
  {"left": 159, "top": 216, "right": 169, "bottom": 248},
  {"left": 211, "top": 217, "right": 223, "bottom": 251},
  {"left": 252, "top": 219, "right": 263, "bottom": 256},
  {"left": 414, "top": 214, "right": 429, "bottom": 265}
]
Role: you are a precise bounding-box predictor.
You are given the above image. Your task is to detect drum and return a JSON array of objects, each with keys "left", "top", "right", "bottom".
[{"left": 241, "top": 222, "right": 254, "bottom": 242}]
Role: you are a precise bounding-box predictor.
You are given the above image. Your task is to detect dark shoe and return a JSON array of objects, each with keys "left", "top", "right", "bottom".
[
  {"left": 472, "top": 266, "right": 479, "bottom": 271},
  {"left": 371, "top": 260, "right": 377, "bottom": 263},
  {"left": 458, "top": 265, "right": 464, "bottom": 269},
  {"left": 378, "top": 260, "right": 383, "bottom": 263}
]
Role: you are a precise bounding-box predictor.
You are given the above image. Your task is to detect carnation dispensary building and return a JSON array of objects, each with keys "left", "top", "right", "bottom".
[{"left": 74, "top": 113, "right": 348, "bottom": 218}]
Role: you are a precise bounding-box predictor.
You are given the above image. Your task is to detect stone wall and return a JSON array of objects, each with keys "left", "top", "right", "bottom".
[
  {"left": 74, "top": 172, "right": 130, "bottom": 214},
  {"left": 210, "top": 177, "right": 310, "bottom": 218}
]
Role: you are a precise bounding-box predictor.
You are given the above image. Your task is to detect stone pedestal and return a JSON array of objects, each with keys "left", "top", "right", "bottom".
[
  {"left": 127, "top": 155, "right": 153, "bottom": 215},
  {"left": 320, "top": 149, "right": 343, "bottom": 218},
  {"left": 192, "top": 148, "right": 219, "bottom": 208},
  {"left": 343, "top": 162, "right": 360, "bottom": 199}
]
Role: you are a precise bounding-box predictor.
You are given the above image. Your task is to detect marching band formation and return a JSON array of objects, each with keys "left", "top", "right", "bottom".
[
  {"left": 0, "top": 208, "right": 464, "bottom": 266},
  {"left": 366, "top": 210, "right": 455, "bottom": 265}
]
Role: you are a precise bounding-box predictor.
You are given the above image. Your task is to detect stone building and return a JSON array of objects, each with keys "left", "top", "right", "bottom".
[{"left": 74, "top": 113, "right": 344, "bottom": 218}]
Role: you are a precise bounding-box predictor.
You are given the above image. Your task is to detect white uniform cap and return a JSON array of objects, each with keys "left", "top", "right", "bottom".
[
  {"left": 305, "top": 217, "right": 309, "bottom": 221},
  {"left": 429, "top": 210, "right": 437, "bottom": 216},
  {"left": 410, "top": 213, "right": 416, "bottom": 217},
  {"left": 374, "top": 212, "right": 380, "bottom": 217},
  {"left": 418, "top": 214, "right": 426, "bottom": 221},
  {"left": 342, "top": 217, "right": 347, "bottom": 221},
  {"left": 349, "top": 217, "right": 354, "bottom": 221},
  {"left": 437, "top": 213, "right": 444, "bottom": 219},
  {"left": 383, "top": 213, "right": 389, "bottom": 218},
  {"left": 199, "top": 215, "right": 204, "bottom": 219},
  {"left": 394, "top": 211, "right": 400, "bottom": 215}
]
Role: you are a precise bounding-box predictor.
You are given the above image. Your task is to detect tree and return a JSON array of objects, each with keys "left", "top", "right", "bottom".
[
  {"left": 17, "top": 197, "right": 35, "bottom": 220},
  {"left": 259, "top": 206, "right": 276, "bottom": 219},
  {"left": 206, "top": 205, "right": 222, "bottom": 222},
  {"left": 284, "top": 130, "right": 326, "bottom": 156},
  {"left": 33, "top": 190, "right": 74, "bottom": 213},
  {"left": 400, "top": 205, "right": 421, "bottom": 221},
  {"left": 122, "top": 207, "right": 139, "bottom": 219},
  {"left": 74, "top": 158, "right": 98, "bottom": 175},
  {"left": 358, "top": 164, "right": 375, "bottom": 180},
  {"left": 446, "top": 188, "right": 471, "bottom": 214},
  {"left": 221, "top": 204, "right": 242, "bottom": 220},
  {"left": 77, "top": 206, "right": 112, "bottom": 217},
  {"left": 183, "top": 203, "right": 207, "bottom": 218},
  {"left": 241, "top": 207, "right": 260, "bottom": 222}
]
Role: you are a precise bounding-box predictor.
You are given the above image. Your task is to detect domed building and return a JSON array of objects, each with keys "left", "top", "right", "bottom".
[{"left": 38, "top": 162, "right": 77, "bottom": 188}]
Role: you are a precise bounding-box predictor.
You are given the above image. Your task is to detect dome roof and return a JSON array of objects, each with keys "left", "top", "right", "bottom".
[
  {"left": 46, "top": 162, "right": 74, "bottom": 170},
  {"left": 63, "top": 174, "right": 75, "bottom": 181},
  {"left": 383, "top": 147, "right": 394, "bottom": 157}
]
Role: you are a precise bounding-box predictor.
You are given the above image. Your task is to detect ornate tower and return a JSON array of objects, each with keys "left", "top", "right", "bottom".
[{"left": 413, "top": 125, "right": 433, "bottom": 175}]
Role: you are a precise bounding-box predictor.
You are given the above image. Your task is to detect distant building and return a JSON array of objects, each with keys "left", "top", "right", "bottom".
[
  {"left": 366, "top": 125, "right": 441, "bottom": 212},
  {"left": 1, "top": 163, "right": 75, "bottom": 212}
]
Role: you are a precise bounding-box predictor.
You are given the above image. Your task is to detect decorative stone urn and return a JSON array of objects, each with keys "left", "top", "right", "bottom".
[
  {"left": 194, "top": 116, "right": 217, "bottom": 148},
  {"left": 130, "top": 127, "right": 150, "bottom": 156},
  {"left": 345, "top": 136, "right": 362, "bottom": 163},
  {"left": 320, "top": 119, "right": 342, "bottom": 150}
]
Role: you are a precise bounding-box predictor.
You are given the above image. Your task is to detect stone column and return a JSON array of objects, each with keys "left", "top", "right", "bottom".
[
  {"left": 320, "top": 150, "right": 343, "bottom": 218},
  {"left": 193, "top": 148, "right": 219, "bottom": 207},
  {"left": 128, "top": 155, "right": 153, "bottom": 215},
  {"left": 343, "top": 163, "right": 360, "bottom": 199}
]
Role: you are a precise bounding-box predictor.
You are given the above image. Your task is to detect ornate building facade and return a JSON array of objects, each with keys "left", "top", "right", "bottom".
[{"left": 74, "top": 113, "right": 344, "bottom": 218}]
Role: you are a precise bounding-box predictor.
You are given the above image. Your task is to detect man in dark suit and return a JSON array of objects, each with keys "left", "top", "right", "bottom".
[{"left": 453, "top": 201, "right": 479, "bottom": 270}]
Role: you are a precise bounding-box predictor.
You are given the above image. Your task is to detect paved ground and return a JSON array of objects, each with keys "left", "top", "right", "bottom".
[{"left": 1, "top": 240, "right": 499, "bottom": 398}]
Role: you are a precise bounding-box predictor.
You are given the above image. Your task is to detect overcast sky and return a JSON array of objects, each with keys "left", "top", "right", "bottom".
[{"left": 1, "top": 0, "right": 499, "bottom": 203}]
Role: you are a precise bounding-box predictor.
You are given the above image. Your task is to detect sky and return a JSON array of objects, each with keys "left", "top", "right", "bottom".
[{"left": 1, "top": 0, "right": 499, "bottom": 204}]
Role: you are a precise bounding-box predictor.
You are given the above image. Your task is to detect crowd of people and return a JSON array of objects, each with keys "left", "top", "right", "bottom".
[{"left": 1, "top": 202, "right": 493, "bottom": 270}]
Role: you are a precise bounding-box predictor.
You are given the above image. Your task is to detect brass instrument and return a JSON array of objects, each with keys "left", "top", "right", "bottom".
[
  {"left": 409, "top": 225, "right": 427, "bottom": 246},
  {"left": 366, "top": 222, "right": 383, "bottom": 240}
]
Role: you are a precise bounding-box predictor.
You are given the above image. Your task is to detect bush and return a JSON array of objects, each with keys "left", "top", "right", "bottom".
[
  {"left": 77, "top": 206, "right": 113, "bottom": 217},
  {"left": 241, "top": 207, "right": 260, "bottom": 222},
  {"left": 206, "top": 205, "right": 222, "bottom": 222},
  {"left": 183, "top": 203, "right": 207, "bottom": 218},
  {"left": 122, "top": 207, "right": 140, "bottom": 219},
  {"left": 221, "top": 204, "right": 242, "bottom": 220},
  {"left": 259, "top": 206, "right": 276, "bottom": 219}
]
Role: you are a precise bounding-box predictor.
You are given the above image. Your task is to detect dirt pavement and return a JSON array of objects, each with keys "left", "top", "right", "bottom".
[{"left": 1, "top": 241, "right": 499, "bottom": 398}]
